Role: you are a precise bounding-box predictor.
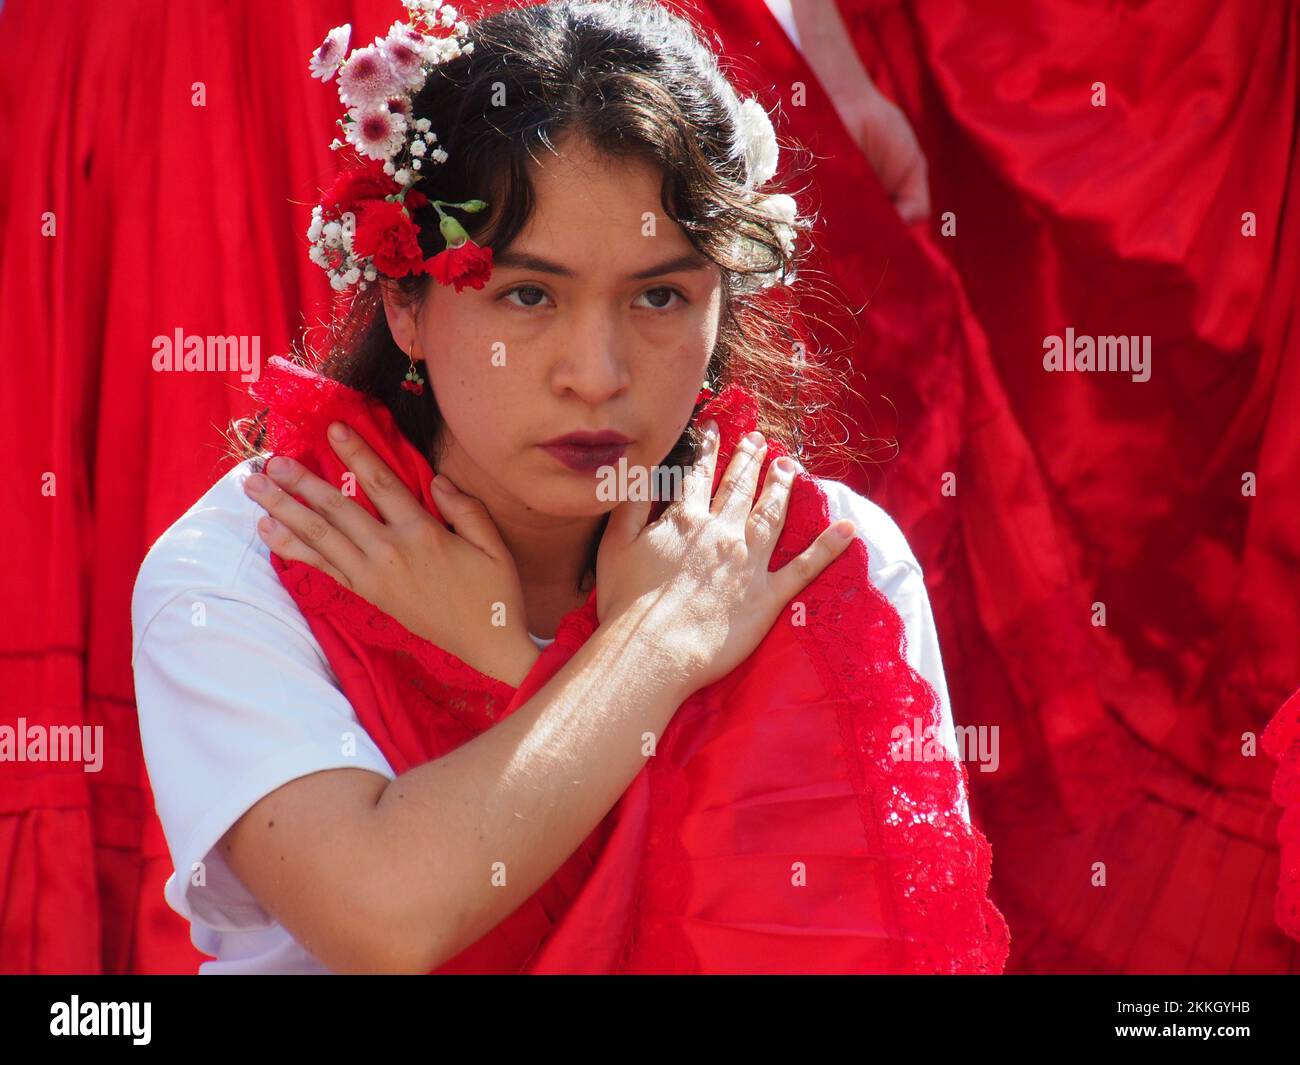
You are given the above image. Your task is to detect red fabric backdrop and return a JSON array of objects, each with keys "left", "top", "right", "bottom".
[{"left": 0, "top": 0, "right": 1295, "bottom": 972}]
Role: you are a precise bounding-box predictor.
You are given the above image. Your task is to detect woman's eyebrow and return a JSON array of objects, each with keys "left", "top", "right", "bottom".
[{"left": 493, "top": 249, "right": 712, "bottom": 279}]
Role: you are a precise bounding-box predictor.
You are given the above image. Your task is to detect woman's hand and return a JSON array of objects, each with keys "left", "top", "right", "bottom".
[
  {"left": 242, "top": 422, "right": 539, "bottom": 687},
  {"left": 845, "top": 94, "right": 930, "bottom": 224},
  {"left": 790, "top": 0, "right": 930, "bottom": 224},
  {"left": 595, "top": 421, "right": 856, "bottom": 692}
]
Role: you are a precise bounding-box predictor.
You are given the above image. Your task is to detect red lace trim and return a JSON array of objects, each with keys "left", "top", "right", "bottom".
[
  {"left": 788, "top": 475, "right": 1008, "bottom": 972},
  {"left": 272, "top": 555, "right": 519, "bottom": 728},
  {"left": 250, "top": 356, "right": 376, "bottom": 462}
]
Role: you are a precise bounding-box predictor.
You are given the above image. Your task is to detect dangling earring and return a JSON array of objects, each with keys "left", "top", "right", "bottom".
[
  {"left": 401, "top": 337, "right": 425, "bottom": 396},
  {"left": 694, "top": 377, "right": 714, "bottom": 408}
]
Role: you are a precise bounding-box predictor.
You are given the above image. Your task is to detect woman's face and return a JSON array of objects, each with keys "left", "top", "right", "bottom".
[{"left": 386, "top": 133, "right": 724, "bottom": 520}]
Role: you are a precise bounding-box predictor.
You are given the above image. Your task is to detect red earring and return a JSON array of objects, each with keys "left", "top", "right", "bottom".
[
  {"left": 695, "top": 378, "right": 714, "bottom": 406},
  {"left": 401, "top": 337, "right": 425, "bottom": 395}
]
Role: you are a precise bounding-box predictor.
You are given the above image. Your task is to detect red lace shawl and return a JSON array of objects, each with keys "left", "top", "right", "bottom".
[{"left": 248, "top": 355, "right": 1011, "bottom": 973}]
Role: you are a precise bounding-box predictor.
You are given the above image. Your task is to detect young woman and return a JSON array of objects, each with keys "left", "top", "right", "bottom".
[{"left": 131, "top": 0, "right": 1008, "bottom": 974}]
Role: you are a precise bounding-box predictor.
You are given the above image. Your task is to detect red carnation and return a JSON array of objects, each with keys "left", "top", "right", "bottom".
[
  {"left": 353, "top": 199, "right": 426, "bottom": 277},
  {"left": 320, "top": 160, "right": 399, "bottom": 217},
  {"left": 424, "top": 240, "right": 494, "bottom": 292}
]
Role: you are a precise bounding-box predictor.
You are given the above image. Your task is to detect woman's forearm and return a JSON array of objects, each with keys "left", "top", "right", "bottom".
[
  {"left": 790, "top": 0, "right": 883, "bottom": 114},
  {"left": 367, "top": 605, "right": 696, "bottom": 972}
]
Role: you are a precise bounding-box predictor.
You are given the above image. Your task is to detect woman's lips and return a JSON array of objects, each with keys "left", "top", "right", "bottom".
[{"left": 538, "top": 442, "right": 630, "bottom": 472}]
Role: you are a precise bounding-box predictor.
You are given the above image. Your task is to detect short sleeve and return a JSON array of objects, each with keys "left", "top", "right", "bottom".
[
  {"left": 133, "top": 587, "right": 397, "bottom": 932},
  {"left": 131, "top": 461, "right": 396, "bottom": 935}
]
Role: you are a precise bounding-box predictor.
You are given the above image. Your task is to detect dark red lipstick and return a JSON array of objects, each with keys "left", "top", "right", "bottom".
[{"left": 538, "top": 430, "right": 632, "bottom": 473}]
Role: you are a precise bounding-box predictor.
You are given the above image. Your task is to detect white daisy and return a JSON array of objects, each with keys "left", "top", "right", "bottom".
[{"left": 309, "top": 24, "right": 351, "bottom": 83}]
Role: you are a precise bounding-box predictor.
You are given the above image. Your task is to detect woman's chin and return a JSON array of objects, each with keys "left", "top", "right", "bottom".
[{"left": 507, "top": 474, "right": 617, "bottom": 519}]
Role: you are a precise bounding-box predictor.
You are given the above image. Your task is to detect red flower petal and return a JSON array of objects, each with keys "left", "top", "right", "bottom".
[
  {"left": 424, "top": 241, "right": 494, "bottom": 292},
  {"left": 320, "top": 159, "right": 398, "bottom": 217}
]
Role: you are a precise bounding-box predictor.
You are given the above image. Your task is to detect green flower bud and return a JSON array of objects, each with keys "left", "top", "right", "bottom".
[{"left": 439, "top": 214, "right": 470, "bottom": 248}]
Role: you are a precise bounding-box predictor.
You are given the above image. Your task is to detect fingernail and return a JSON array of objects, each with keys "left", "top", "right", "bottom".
[
  {"left": 244, "top": 473, "right": 268, "bottom": 493},
  {"left": 328, "top": 422, "right": 349, "bottom": 442},
  {"left": 745, "top": 430, "right": 764, "bottom": 447},
  {"left": 433, "top": 473, "right": 457, "bottom": 494},
  {"left": 834, "top": 521, "right": 855, "bottom": 539},
  {"left": 774, "top": 456, "right": 797, "bottom": 474},
  {"left": 266, "top": 456, "right": 289, "bottom": 478}
]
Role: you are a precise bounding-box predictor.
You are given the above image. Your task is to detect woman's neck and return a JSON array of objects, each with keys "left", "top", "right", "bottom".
[{"left": 493, "top": 511, "right": 603, "bottom": 640}]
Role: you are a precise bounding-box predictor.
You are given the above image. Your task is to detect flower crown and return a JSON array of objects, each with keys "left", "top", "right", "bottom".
[
  {"left": 305, "top": 0, "right": 796, "bottom": 295},
  {"left": 306, "top": 1, "right": 492, "bottom": 294}
]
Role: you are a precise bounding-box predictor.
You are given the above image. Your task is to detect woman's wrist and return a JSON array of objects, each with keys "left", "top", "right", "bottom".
[
  {"left": 593, "top": 604, "right": 709, "bottom": 703},
  {"left": 790, "top": 0, "right": 885, "bottom": 110},
  {"left": 504, "top": 637, "right": 543, "bottom": 687}
]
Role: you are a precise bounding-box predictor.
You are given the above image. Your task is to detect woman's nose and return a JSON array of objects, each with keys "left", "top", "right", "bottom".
[{"left": 549, "top": 315, "right": 632, "bottom": 402}]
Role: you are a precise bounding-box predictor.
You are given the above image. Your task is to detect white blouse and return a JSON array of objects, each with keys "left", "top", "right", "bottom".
[{"left": 131, "top": 458, "right": 967, "bottom": 973}]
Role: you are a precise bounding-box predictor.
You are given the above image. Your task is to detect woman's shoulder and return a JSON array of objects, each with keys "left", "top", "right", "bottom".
[
  {"left": 130, "top": 454, "right": 285, "bottom": 660},
  {"left": 809, "top": 476, "right": 924, "bottom": 580}
]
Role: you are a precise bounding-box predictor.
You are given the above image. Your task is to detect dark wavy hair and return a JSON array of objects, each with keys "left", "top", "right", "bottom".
[{"left": 229, "top": 0, "right": 855, "bottom": 481}]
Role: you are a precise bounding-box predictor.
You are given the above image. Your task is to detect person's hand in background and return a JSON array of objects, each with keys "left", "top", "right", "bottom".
[{"left": 789, "top": 0, "right": 930, "bottom": 223}]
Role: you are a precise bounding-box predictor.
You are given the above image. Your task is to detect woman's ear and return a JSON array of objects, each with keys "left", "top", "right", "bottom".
[{"left": 379, "top": 280, "right": 418, "bottom": 356}]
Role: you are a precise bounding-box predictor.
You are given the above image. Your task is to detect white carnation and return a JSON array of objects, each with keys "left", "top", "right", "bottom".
[{"left": 737, "top": 97, "right": 779, "bottom": 188}]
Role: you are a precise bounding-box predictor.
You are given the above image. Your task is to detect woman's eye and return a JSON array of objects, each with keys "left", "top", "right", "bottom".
[
  {"left": 636, "top": 286, "right": 686, "bottom": 310},
  {"left": 501, "top": 285, "right": 687, "bottom": 310},
  {"left": 503, "top": 285, "right": 551, "bottom": 309}
]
